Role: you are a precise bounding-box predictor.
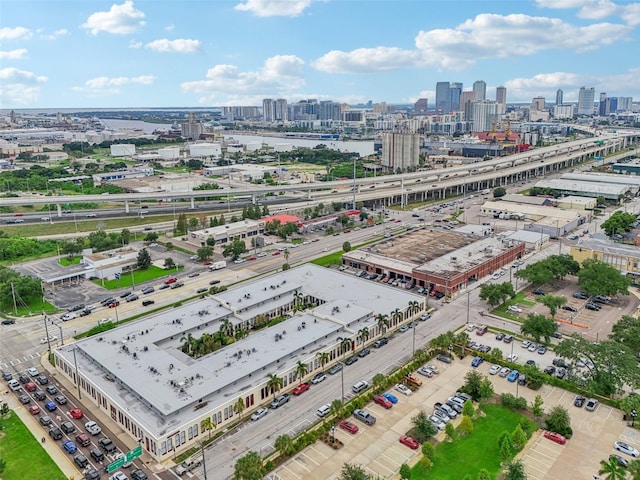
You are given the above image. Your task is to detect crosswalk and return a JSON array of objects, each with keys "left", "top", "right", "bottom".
[{"left": 0, "top": 352, "right": 41, "bottom": 371}]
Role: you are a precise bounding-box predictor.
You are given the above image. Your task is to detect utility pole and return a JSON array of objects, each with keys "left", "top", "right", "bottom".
[
  {"left": 72, "top": 347, "right": 82, "bottom": 400},
  {"left": 11, "top": 282, "right": 17, "bottom": 315},
  {"left": 201, "top": 441, "right": 208, "bottom": 480},
  {"left": 43, "top": 313, "right": 52, "bottom": 357}
]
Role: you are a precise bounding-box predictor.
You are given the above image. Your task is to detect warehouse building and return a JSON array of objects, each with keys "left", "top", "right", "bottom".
[
  {"left": 561, "top": 172, "right": 640, "bottom": 194},
  {"left": 571, "top": 237, "right": 640, "bottom": 282},
  {"left": 52, "top": 265, "right": 425, "bottom": 461},
  {"left": 532, "top": 179, "right": 632, "bottom": 202}
]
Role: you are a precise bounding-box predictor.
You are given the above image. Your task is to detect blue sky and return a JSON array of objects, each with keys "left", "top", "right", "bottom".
[{"left": 1, "top": 0, "right": 639, "bottom": 108}]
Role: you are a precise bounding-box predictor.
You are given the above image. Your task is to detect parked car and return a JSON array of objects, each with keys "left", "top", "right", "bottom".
[
  {"left": 532, "top": 288, "right": 545, "bottom": 295},
  {"left": 489, "top": 365, "right": 501, "bottom": 375},
  {"left": 395, "top": 383, "right": 412, "bottom": 396},
  {"left": 585, "top": 398, "right": 599, "bottom": 412},
  {"left": 339, "top": 420, "right": 359, "bottom": 434},
  {"left": 585, "top": 303, "right": 600, "bottom": 311},
  {"left": 353, "top": 409, "right": 376, "bottom": 425},
  {"left": 62, "top": 440, "right": 77, "bottom": 453},
  {"left": 292, "top": 383, "right": 310, "bottom": 395},
  {"left": 615, "top": 441, "right": 640, "bottom": 457},
  {"left": 499, "top": 367, "right": 511, "bottom": 378},
  {"left": 436, "top": 354, "right": 452, "bottom": 364},
  {"left": 382, "top": 392, "right": 398, "bottom": 404},
  {"left": 358, "top": 348, "right": 371, "bottom": 358},
  {"left": 471, "top": 356, "right": 484, "bottom": 367},
  {"left": 507, "top": 353, "right": 518, "bottom": 362},
  {"left": 270, "top": 394, "right": 290, "bottom": 409},
  {"left": 573, "top": 292, "right": 589, "bottom": 299},
  {"left": 311, "top": 372, "right": 327, "bottom": 383},
  {"left": 399, "top": 435, "right": 420, "bottom": 450},
  {"left": 507, "top": 305, "right": 522, "bottom": 313},
  {"left": 250, "top": 407, "right": 268, "bottom": 421},
  {"left": 417, "top": 366, "right": 433, "bottom": 377},
  {"left": 610, "top": 454, "right": 630, "bottom": 468},
  {"left": 574, "top": 395, "right": 586, "bottom": 407},
  {"left": 328, "top": 364, "right": 343, "bottom": 375},
  {"left": 544, "top": 431, "right": 567, "bottom": 445},
  {"left": 562, "top": 305, "right": 577, "bottom": 312},
  {"left": 507, "top": 370, "right": 520, "bottom": 382},
  {"left": 373, "top": 337, "right": 388, "bottom": 348},
  {"left": 373, "top": 395, "right": 393, "bottom": 409}
]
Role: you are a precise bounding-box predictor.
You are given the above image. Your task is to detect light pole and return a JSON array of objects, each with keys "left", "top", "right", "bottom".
[
  {"left": 466, "top": 290, "right": 471, "bottom": 325},
  {"left": 72, "top": 347, "right": 81, "bottom": 400},
  {"left": 339, "top": 362, "right": 345, "bottom": 403},
  {"left": 412, "top": 321, "right": 416, "bottom": 358},
  {"left": 199, "top": 441, "right": 208, "bottom": 480},
  {"left": 43, "top": 313, "right": 52, "bottom": 357}
]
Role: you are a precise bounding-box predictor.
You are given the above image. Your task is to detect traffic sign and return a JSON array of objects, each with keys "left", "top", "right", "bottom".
[
  {"left": 106, "top": 457, "right": 124, "bottom": 473},
  {"left": 125, "top": 444, "right": 143, "bottom": 462}
]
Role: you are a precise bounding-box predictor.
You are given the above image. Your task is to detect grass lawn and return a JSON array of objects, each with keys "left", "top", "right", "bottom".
[
  {"left": 412, "top": 404, "right": 538, "bottom": 479},
  {"left": 493, "top": 292, "right": 537, "bottom": 321},
  {"left": 94, "top": 265, "right": 184, "bottom": 290},
  {"left": 0, "top": 411, "right": 66, "bottom": 480},
  {"left": 7, "top": 298, "right": 59, "bottom": 317},
  {"left": 58, "top": 256, "right": 81, "bottom": 266}
]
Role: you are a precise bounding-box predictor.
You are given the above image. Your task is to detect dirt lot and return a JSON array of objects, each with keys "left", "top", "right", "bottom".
[
  {"left": 271, "top": 358, "right": 633, "bottom": 480},
  {"left": 510, "top": 276, "right": 638, "bottom": 341}
]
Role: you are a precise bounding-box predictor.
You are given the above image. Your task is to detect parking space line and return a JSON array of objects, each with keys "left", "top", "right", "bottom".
[
  {"left": 291, "top": 455, "right": 313, "bottom": 471},
  {"left": 370, "top": 458, "right": 395, "bottom": 475},
  {"left": 280, "top": 465, "right": 302, "bottom": 479},
  {"left": 305, "top": 445, "right": 327, "bottom": 460}
]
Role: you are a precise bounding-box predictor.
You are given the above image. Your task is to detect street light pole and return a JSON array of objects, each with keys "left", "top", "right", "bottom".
[
  {"left": 72, "top": 347, "right": 82, "bottom": 400},
  {"left": 340, "top": 363, "right": 345, "bottom": 404},
  {"left": 412, "top": 322, "right": 416, "bottom": 358},
  {"left": 466, "top": 290, "right": 470, "bottom": 325},
  {"left": 200, "top": 441, "right": 208, "bottom": 480},
  {"left": 43, "top": 313, "right": 52, "bottom": 357}
]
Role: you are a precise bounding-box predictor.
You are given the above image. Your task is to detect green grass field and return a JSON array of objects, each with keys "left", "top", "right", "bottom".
[
  {"left": 95, "top": 265, "right": 184, "bottom": 289},
  {"left": 413, "top": 404, "right": 538, "bottom": 479},
  {"left": 494, "top": 292, "right": 537, "bottom": 321},
  {"left": 58, "top": 256, "right": 81, "bottom": 266},
  {"left": 7, "top": 298, "right": 58, "bottom": 317},
  {"left": 0, "top": 411, "right": 66, "bottom": 480}
]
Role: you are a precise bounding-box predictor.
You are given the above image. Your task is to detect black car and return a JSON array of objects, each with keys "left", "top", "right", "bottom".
[
  {"left": 120, "top": 291, "right": 133, "bottom": 299},
  {"left": 49, "top": 426, "right": 63, "bottom": 440},
  {"left": 74, "top": 454, "right": 89, "bottom": 468},
  {"left": 84, "top": 469, "right": 101, "bottom": 480},
  {"left": 585, "top": 303, "right": 600, "bottom": 311},
  {"left": 131, "top": 469, "right": 149, "bottom": 480},
  {"left": 593, "top": 295, "right": 611, "bottom": 304},
  {"left": 345, "top": 356, "right": 358, "bottom": 365},
  {"left": 90, "top": 448, "right": 104, "bottom": 462},
  {"left": 561, "top": 305, "right": 577, "bottom": 312},
  {"left": 1, "top": 372, "right": 12, "bottom": 381},
  {"left": 373, "top": 337, "right": 388, "bottom": 348},
  {"left": 532, "top": 289, "right": 545, "bottom": 295},
  {"left": 45, "top": 385, "right": 58, "bottom": 395},
  {"left": 609, "top": 454, "right": 629, "bottom": 468},
  {"left": 98, "top": 437, "right": 117, "bottom": 453},
  {"left": 573, "top": 292, "right": 589, "bottom": 299},
  {"left": 574, "top": 395, "right": 586, "bottom": 407},
  {"left": 544, "top": 366, "right": 556, "bottom": 375},
  {"left": 101, "top": 297, "right": 116, "bottom": 306},
  {"left": 33, "top": 390, "right": 46, "bottom": 401},
  {"left": 61, "top": 421, "right": 76, "bottom": 434},
  {"left": 358, "top": 348, "right": 371, "bottom": 358},
  {"left": 503, "top": 335, "right": 514, "bottom": 343},
  {"left": 209, "top": 279, "right": 221, "bottom": 285},
  {"left": 142, "top": 299, "right": 155, "bottom": 306},
  {"left": 18, "top": 374, "right": 29, "bottom": 384},
  {"left": 1, "top": 319, "right": 15, "bottom": 325},
  {"left": 68, "top": 304, "right": 85, "bottom": 312},
  {"left": 495, "top": 332, "right": 505, "bottom": 341},
  {"left": 36, "top": 375, "right": 48, "bottom": 385}
]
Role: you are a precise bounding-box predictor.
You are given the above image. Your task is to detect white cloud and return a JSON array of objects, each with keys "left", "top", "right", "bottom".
[
  {"left": 413, "top": 13, "right": 630, "bottom": 69},
  {"left": 129, "top": 40, "right": 142, "bottom": 49},
  {"left": 145, "top": 39, "right": 201, "bottom": 54},
  {"left": 0, "top": 67, "right": 47, "bottom": 105},
  {"left": 312, "top": 47, "right": 420, "bottom": 74},
  {"left": 234, "top": 0, "right": 312, "bottom": 17},
  {"left": 165, "top": 24, "right": 175, "bottom": 32},
  {"left": 73, "top": 74, "right": 155, "bottom": 96},
  {"left": 44, "top": 29, "right": 69, "bottom": 40},
  {"left": 81, "top": 1, "right": 145, "bottom": 35},
  {"left": 0, "top": 26, "right": 32, "bottom": 40},
  {"left": 181, "top": 54, "right": 305, "bottom": 104},
  {"left": 536, "top": 0, "right": 640, "bottom": 25},
  {"left": 620, "top": 3, "right": 640, "bottom": 25},
  {"left": 0, "top": 49, "right": 28, "bottom": 60}
]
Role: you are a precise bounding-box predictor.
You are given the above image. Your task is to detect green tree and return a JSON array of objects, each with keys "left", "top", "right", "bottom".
[
  {"left": 512, "top": 424, "right": 528, "bottom": 450},
  {"left": 136, "top": 248, "right": 152, "bottom": 269},
  {"left": 462, "top": 400, "right": 475, "bottom": 418},
  {"left": 175, "top": 213, "right": 188, "bottom": 235},
  {"left": 188, "top": 217, "right": 199, "bottom": 231},
  {"left": 520, "top": 313, "right": 558, "bottom": 344},
  {"left": 233, "top": 451, "right": 264, "bottom": 480},
  {"left": 342, "top": 241, "right": 352, "bottom": 252},
  {"left": 477, "top": 469, "right": 491, "bottom": 480},
  {"left": 445, "top": 421, "right": 456, "bottom": 441},
  {"left": 411, "top": 410, "right": 437, "bottom": 442},
  {"left": 376, "top": 313, "right": 389, "bottom": 335},
  {"left": 539, "top": 294, "right": 566, "bottom": 318},
  {"left": 222, "top": 238, "right": 247, "bottom": 261},
  {"left": 274, "top": 434, "right": 295, "bottom": 458},
  {"left": 399, "top": 463, "right": 412, "bottom": 479},
  {"left": 609, "top": 315, "right": 640, "bottom": 353},
  {"left": 545, "top": 405, "right": 572, "bottom": 437},
  {"left": 339, "top": 463, "right": 370, "bottom": 480},
  {"left": 234, "top": 398, "right": 245, "bottom": 420},
  {"left": 478, "top": 378, "right": 494, "bottom": 401},
  {"left": 295, "top": 360, "right": 308, "bottom": 382},
  {"left": 479, "top": 282, "right": 515, "bottom": 306},
  {"left": 577, "top": 258, "right": 630, "bottom": 297},
  {"left": 372, "top": 373, "right": 386, "bottom": 390},
  {"left": 601, "top": 211, "right": 637, "bottom": 236},
  {"left": 164, "top": 257, "right": 175, "bottom": 269},
  {"left": 493, "top": 187, "right": 507, "bottom": 198},
  {"left": 500, "top": 433, "right": 514, "bottom": 460},
  {"left": 628, "top": 459, "right": 640, "bottom": 480},
  {"left": 197, "top": 246, "right": 214, "bottom": 262},
  {"left": 461, "top": 370, "right": 483, "bottom": 400},
  {"left": 60, "top": 239, "right": 82, "bottom": 260},
  {"left": 266, "top": 373, "right": 283, "bottom": 400},
  {"left": 598, "top": 456, "right": 627, "bottom": 480},
  {"left": 144, "top": 231, "right": 159, "bottom": 242},
  {"left": 201, "top": 417, "right": 216, "bottom": 439},
  {"left": 421, "top": 441, "right": 435, "bottom": 459},
  {"left": 316, "top": 352, "right": 330, "bottom": 372},
  {"left": 331, "top": 398, "right": 344, "bottom": 419},
  {"left": 120, "top": 228, "right": 131, "bottom": 245},
  {"left": 504, "top": 460, "right": 527, "bottom": 480},
  {"left": 458, "top": 415, "right": 474, "bottom": 435},
  {"left": 531, "top": 395, "right": 544, "bottom": 420}
]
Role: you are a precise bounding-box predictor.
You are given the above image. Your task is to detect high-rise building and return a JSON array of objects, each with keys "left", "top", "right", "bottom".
[
  {"left": 618, "top": 97, "right": 633, "bottom": 111},
  {"left": 319, "top": 101, "right": 341, "bottom": 120},
  {"left": 381, "top": 133, "right": 420, "bottom": 172},
  {"left": 495, "top": 86, "right": 507, "bottom": 106},
  {"left": 598, "top": 93, "right": 608, "bottom": 116},
  {"left": 275, "top": 99, "right": 288, "bottom": 122},
  {"left": 263, "top": 99, "right": 275, "bottom": 122},
  {"left": 460, "top": 91, "right": 476, "bottom": 120},
  {"left": 180, "top": 112, "right": 204, "bottom": 140},
  {"left": 556, "top": 89, "right": 563, "bottom": 106},
  {"left": 577, "top": 87, "right": 595, "bottom": 115},
  {"left": 473, "top": 80, "right": 486, "bottom": 101},
  {"left": 448, "top": 82, "right": 463, "bottom": 112},
  {"left": 435, "top": 82, "right": 450, "bottom": 113},
  {"left": 531, "top": 97, "right": 545, "bottom": 111},
  {"left": 472, "top": 100, "right": 500, "bottom": 133},
  {"left": 413, "top": 98, "right": 429, "bottom": 114}
]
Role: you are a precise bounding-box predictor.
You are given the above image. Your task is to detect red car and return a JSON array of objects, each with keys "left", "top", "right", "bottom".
[
  {"left": 29, "top": 404, "right": 41, "bottom": 415},
  {"left": 339, "top": 420, "right": 359, "bottom": 434},
  {"left": 247, "top": 257, "right": 257, "bottom": 261},
  {"left": 25, "top": 382, "right": 37, "bottom": 392},
  {"left": 164, "top": 277, "right": 178, "bottom": 285},
  {"left": 272, "top": 251, "right": 281, "bottom": 256},
  {"left": 292, "top": 383, "right": 311, "bottom": 395},
  {"left": 373, "top": 395, "right": 393, "bottom": 409},
  {"left": 543, "top": 431, "right": 566, "bottom": 445},
  {"left": 69, "top": 408, "right": 83, "bottom": 419},
  {"left": 399, "top": 435, "right": 420, "bottom": 450},
  {"left": 108, "top": 301, "right": 120, "bottom": 308}
]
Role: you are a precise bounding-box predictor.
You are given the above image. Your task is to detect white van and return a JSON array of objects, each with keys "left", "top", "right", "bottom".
[{"left": 316, "top": 404, "right": 331, "bottom": 417}]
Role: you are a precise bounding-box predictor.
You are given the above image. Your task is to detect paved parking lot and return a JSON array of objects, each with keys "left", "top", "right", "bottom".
[{"left": 272, "top": 357, "right": 632, "bottom": 480}]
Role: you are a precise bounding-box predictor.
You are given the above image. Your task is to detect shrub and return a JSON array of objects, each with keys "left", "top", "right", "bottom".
[
  {"left": 421, "top": 441, "right": 435, "bottom": 459},
  {"left": 399, "top": 463, "right": 412, "bottom": 479},
  {"left": 419, "top": 456, "right": 432, "bottom": 472},
  {"left": 501, "top": 393, "right": 527, "bottom": 410},
  {"left": 458, "top": 415, "right": 474, "bottom": 436}
]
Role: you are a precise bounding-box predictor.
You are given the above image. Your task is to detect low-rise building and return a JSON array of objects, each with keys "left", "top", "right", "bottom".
[
  {"left": 571, "top": 237, "right": 640, "bottom": 282},
  {"left": 186, "top": 219, "right": 265, "bottom": 247},
  {"left": 533, "top": 178, "right": 631, "bottom": 202}
]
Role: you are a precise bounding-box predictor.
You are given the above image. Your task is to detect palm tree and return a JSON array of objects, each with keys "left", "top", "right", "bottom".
[
  {"left": 234, "top": 398, "right": 245, "bottom": 420},
  {"left": 234, "top": 325, "right": 248, "bottom": 340},
  {"left": 316, "top": 352, "right": 330, "bottom": 372},
  {"left": 356, "top": 328, "right": 370, "bottom": 346},
  {"left": 274, "top": 434, "right": 294, "bottom": 458},
  {"left": 391, "top": 308, "right": 403, "bottom": 327},
  {"left": 219, "top": 318, "right": 233, "bottom": 339},
  {"left": 293, "top": 289, "right": 304, "bottom": 311},
  {"left": 372, "top": 373, "right": 386, "bottom": 391},
  {"left": 408, "top": 300, "right": 420, "bottom": 316},
  {"left": 295, "top": 360, "right": 308, "bottom": 382},
  {"left": 627, "top": 459, "right": 640, "bottom": 480},
  {"left": 376, "top": 313, "right": 389, "bottom": 335},
  {"left": 413, "top": 348, "right": 428, "bottom": 364},
  {"left": 283, "top": 249, "right": 290, "bottom": 263},
  {"left": 201, "top": 417, "right": 216, "bottom": 440},
  {"left": 338, "top": 336, "right": 352, "bottom": 358},
  {"left": 330, "top": 399, "right": 344, "bottom": 419},
  {"left": 598, "top": 457, "right": 627, "bottom": 480},
  {"left": 266, "top": 373, "right": 283, "bottom": 400}
]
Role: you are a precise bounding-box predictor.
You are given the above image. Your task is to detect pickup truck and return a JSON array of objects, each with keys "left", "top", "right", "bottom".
[{"left": 175, "top": 459, "right": 201, "bottom": 476}]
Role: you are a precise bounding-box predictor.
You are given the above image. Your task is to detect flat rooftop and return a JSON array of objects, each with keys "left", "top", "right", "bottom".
[
  {"left": 562, "top": 172, "right": 640, "bottom": 187},
  {"left": 533, "top": 179, "right": 631, "bottom": 195},
  {"left": 482, "top": 201, "right": 584, "bottom": 220},
  {"left": 575, "top": 237, "right": 640, "bottom": 259},
  {"left": 55, "top": 264, "right": 423, "bottom": 437}
]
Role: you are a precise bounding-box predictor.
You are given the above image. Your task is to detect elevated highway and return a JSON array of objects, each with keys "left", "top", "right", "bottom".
[{"left": 0, "top": 131, "right": 637, "bottom": 215}]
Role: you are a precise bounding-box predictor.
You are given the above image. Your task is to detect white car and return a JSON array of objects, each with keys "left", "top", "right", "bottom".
[
  {"left": 257, "top": 252, "right": 267, "bottom": 257},
  {"left": 417, "top": 366, "right": 433, "bottom": 377},
  {"left": 395, "top": 383, "right": 412, "bottom": 396},
  {"left": 110, "top": 472, "right": 128, "bottom": 480},
  {"left": 507, "top": 353, "right": 518, "bottom": 362},
  {"left": 615, "top": 441, "right": 640, "bottom": 457},
  {"left": 28, "top": 367, "right": 39, "bottom": 376},
  {"left": 489, "top": 365, "right": 501, "bottom": 375},
  {"left": 521, "top": 340, "right": 530, "bottom": 349},
  {"left": 40, "top": 335, "right": 58, "bottom": 344},
  {"left": 311, "top": 372, "right": 326, "bottom": 384},
  {"left": 61, "top": 312, "right": 77, "bottom": 321},
  {"left": 499, "top": 367, "right": 511, "bottom": 378},
  {"left": 491, "top": 273, "right": 500, "bottom": 280},
  {"left": 466, "top": 324, "right": 476, "bottom": 332},
  {"left": 527, "top": 343, "right": 538, "bottom": 352},
  {"left": 85, "top": 421, "right": 101, "bottom": 435},
  {"left": 507, "top": 305, "right": 523, "bottom": 313},
  {"left": 425, "top": 365, "right": 439, "bottom": 374},
  {"left": 250, "top": 407, "right": 268, "bottom": 421},
  {"left": 429, "top": 416, "right": 446, "bottom": 430}
]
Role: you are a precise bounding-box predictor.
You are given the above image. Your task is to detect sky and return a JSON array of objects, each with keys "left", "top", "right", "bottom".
[{"left": 1, "top": 0, "right": 640, "bottom": 109}]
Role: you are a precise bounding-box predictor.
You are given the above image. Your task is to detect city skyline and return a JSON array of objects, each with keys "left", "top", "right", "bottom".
[{"left": 2, "top": 0, "right": 640, "bottom": 109}]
